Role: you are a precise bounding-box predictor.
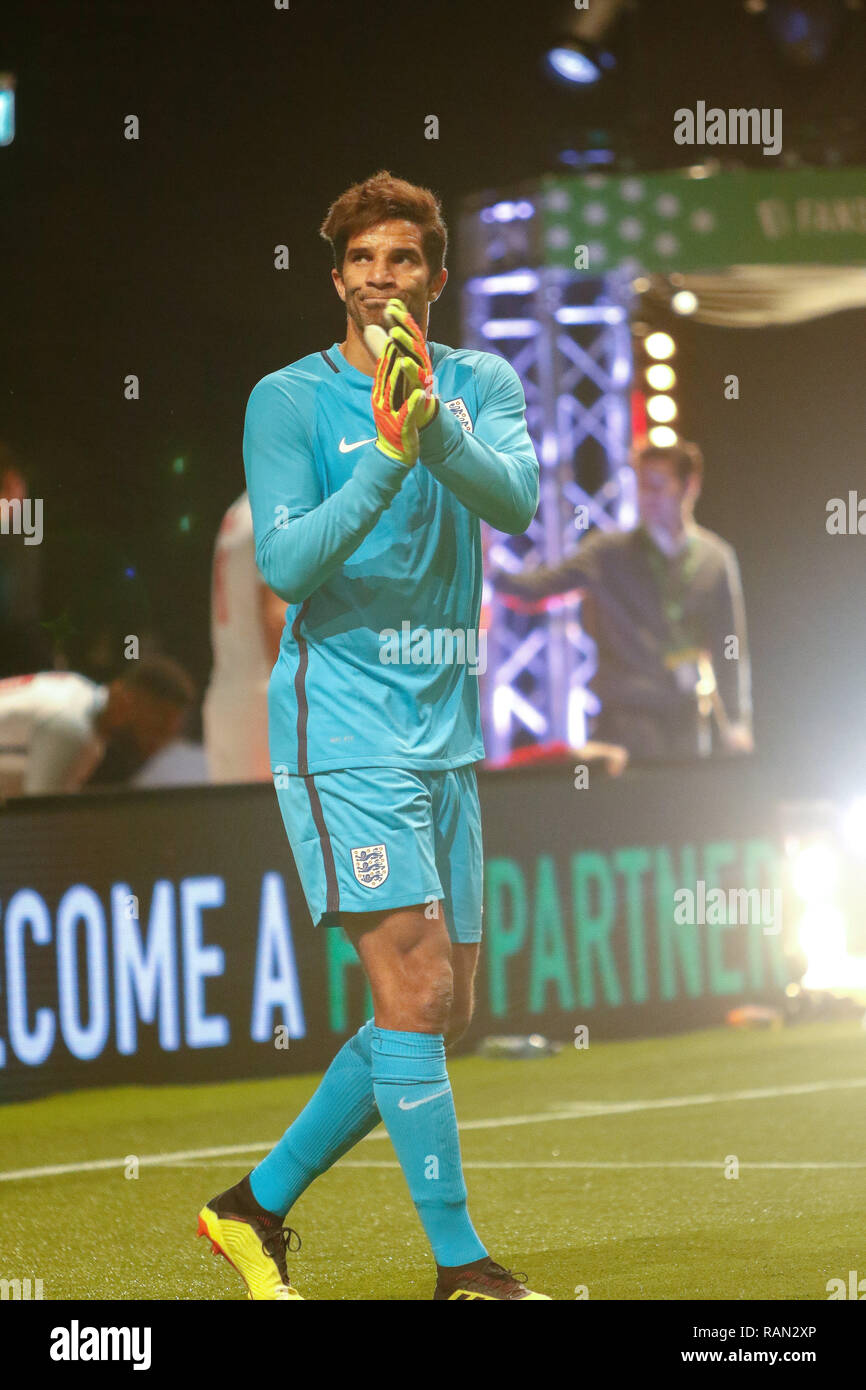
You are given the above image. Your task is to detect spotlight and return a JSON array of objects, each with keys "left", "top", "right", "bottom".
[
  {"left": 645, "top": 331, "right": 676, "bottom": 360},
  {"left": 646, "top": 363, "right": 676, "bottom": 391},
  {"left": 648, "top": 426, "right": 678, "bottom": 448},
  {"left": 790, "top": 840, "right": 840, "bottom": 902},
  {"left": 671, "top": 290, "right": 698, "bottom": 315},
  {"left": 545, "top": 43, "right": 610, "bottom": 85},
  {"left": 543, "top": 0, "right": 629, "bottom": 87},
  {"left": 782, "top": 811, "right": 866, "bottom": 992},
  {"left": 646, "top": 394, "right": 678, "bottom": 424},
  {"left": 798, "top": 904, "right": 857, "bottom": 989}
]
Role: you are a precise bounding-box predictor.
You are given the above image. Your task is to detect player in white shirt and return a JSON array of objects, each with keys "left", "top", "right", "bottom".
[
  {"left": 202, "top": 493, "right": 285, "bottom": 782},
  {"left": 0, "top": 658, "right": 194, "bottom": 799}
]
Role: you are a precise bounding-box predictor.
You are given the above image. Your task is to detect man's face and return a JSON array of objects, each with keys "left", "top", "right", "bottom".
[
  {"left": 637, "top": 460, "right": 691, "bottom": 532},
  {"left": 332, "top": 219, "right": 447, "bottom": 338}
]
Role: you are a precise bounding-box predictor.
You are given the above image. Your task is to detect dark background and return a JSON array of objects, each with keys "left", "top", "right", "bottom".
[{"left": 2, "top": 0, "right": 866, "bottom": 790}]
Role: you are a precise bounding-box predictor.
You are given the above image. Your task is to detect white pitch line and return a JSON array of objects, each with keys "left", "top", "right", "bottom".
[
  {"left": 346, "top": 1159, "right": 866, "bottom": 1170},
  {"left": 158, "top": 1159, "right": 866, "bottom": 1172},
  {"left": 436, "top": 1075, "right": 866, "bottom": 1133},
  {"left": 2, "top": 1075, "right": 864, "bottom": 1184},
  {"left": 0, "top": 1142, "right": 274, "bottom": 1184}
]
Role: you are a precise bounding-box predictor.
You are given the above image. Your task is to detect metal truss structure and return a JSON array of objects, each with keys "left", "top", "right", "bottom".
[{"left": 460, "top": 193, "right": 635, "bottom": 760}]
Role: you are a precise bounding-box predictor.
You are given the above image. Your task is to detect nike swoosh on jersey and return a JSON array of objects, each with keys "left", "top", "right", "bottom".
[
  {"left": 339, "top": 436, "right": 377, "bottom": 453},
  {"left": 397, "top": 1087, "right": 451, "bottom": 1111}
]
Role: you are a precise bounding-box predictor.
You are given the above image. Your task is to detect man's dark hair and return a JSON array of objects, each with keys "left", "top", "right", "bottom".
[
  {"left": 632, "top": 436, "right": 704, "bottom": 486},
  {"left": 319, "top": 169, "right": 448, "bottom": 278},
  {"left": 120, "top": 655, "right": 196, "bottom": 707}
]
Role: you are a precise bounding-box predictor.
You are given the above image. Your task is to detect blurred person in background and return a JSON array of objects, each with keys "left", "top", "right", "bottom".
[
  {"left": 203, "top": 492, "right": 285, "bottom": 782},
  {"left": 480, "top": 522, "right": 629, "bottom": 775},
  {"left": 0, "top": 656, "right": 195, "bottom": 799},
  {"left": 492, "top": 438, "right": 753, "bottom": 760},
  {"left": 0, "top": 443, "right": 53, "bottom": 677}
]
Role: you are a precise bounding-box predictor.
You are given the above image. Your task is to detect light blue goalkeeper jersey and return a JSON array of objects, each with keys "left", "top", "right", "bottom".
[{"left": 242, "top": 339, "right": 539, "bottom": 775}]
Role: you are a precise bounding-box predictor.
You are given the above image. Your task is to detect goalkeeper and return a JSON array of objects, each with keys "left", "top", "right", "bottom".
[{"left": 197, "top": 171, "right": 544, "bottom": 1300}]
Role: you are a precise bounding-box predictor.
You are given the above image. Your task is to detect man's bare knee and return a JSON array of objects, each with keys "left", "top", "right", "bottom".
[
  {"left": 412, "top": 961, "right": 454, "bottom": 1033},
  {"left": 342, "top": 906, "right": 458, "bottom": 1034}
]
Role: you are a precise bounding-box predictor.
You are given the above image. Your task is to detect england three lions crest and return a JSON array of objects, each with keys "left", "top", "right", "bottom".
[
  {"left": 351, "top": 843, "right": 389, "bottom": 888},
  {"left": 444, "top": 397, "right": 473, "bottom": 432}
]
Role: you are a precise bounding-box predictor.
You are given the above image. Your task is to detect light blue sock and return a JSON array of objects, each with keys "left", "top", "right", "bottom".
[
  {"left": 250, "top": 1019, "right": 380, "bottom": 1218},
  {"left": 371, "top": 1026, "right": 487, "bottom": 1268}
]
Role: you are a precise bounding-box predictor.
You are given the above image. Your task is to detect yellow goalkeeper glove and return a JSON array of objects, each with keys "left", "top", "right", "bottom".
[
  {"left": 369, "top": 336, "right": 428, "bottom": 467},
  {"left": 383, "top": 298, "right": 439, "bottom": 428}
]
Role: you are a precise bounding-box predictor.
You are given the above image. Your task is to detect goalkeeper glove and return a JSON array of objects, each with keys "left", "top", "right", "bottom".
[
  {"left": 383, "top": 298, "right": 439, "bottom": 428},
  {"left": 370, "top": 337, "right": 428, "bottom": 467}
]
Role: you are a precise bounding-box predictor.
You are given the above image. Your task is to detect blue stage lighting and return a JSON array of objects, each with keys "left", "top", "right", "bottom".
[
  {"left": 0, "top": 75, "right": 15, "bottom": 147},
  {"left": 545, "top": 43, "right": 603, "bottom": 85}
]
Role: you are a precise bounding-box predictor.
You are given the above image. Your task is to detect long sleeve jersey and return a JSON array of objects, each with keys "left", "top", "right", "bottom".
[{"left": 243, "top": 339, "right": 539, "bottom": 774}]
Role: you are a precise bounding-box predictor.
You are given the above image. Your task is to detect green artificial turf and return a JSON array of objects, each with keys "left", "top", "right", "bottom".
[{"left": 1, "top": 1019, "right": 864, "bottom": 1300}]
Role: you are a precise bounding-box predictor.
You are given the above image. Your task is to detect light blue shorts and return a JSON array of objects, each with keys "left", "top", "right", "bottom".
[{"left": 274, "top": 764, "right": 483, "bottom": 943}]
